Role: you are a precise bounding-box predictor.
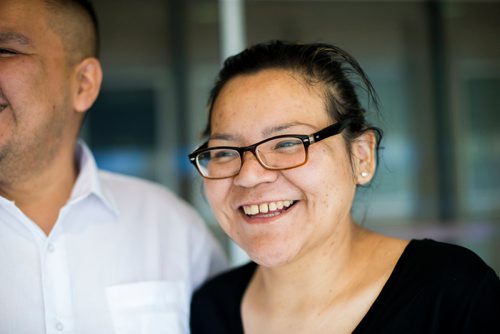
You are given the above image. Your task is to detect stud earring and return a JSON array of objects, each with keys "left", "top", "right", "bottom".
[{"left": 361, "top": 172, "right": 368, "bottom": 177}]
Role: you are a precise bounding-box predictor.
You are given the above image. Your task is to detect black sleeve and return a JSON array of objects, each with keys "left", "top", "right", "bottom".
[{"left": 456, "top": 267, "right": 500, "bottom": 333}]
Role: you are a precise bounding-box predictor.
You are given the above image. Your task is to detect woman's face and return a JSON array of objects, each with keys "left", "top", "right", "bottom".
[{"left": 204, "top": 69, "right": 372, "bottom": 267}]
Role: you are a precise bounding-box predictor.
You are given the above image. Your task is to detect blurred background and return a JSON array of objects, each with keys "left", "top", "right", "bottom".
[{"left": 81, "top": 0, "right": 500, "bottom": 272}]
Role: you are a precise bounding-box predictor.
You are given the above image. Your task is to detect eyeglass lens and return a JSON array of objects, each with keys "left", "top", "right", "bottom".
[{"left": 197, "top": 136, "right": 307, "bottom": 178}]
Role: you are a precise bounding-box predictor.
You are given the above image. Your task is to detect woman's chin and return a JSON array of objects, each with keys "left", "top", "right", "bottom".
[
  {"left": 229, "top": 231, "right": 301, "bottom": 268},
  {"left": 245, "top": 246, "right": 297, "bottom": 268}
]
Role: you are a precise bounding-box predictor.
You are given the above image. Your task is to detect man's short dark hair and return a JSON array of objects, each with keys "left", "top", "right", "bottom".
[{"left": 44, "top": 0, "right": 100, "bottom": 61}]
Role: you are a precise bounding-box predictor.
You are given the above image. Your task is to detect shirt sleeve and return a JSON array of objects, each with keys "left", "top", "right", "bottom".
[
  {"left": 459, "top": 267, "right": 500, "bottom": 333},
  {"left": 187, "top": 211, "right": 228, "bottom": 292}
]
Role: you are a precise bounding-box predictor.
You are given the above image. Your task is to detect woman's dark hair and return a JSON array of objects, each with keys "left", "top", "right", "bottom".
[{"left": 204, "top": 40, "right": 383, "bottom": 154}]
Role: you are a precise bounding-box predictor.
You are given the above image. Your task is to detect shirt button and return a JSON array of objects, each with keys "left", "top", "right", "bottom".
[
  {"left": 55, "top": 321, "right": 64, "bottom": 331},
  {"left": 47, "top": 243, "right": 55, "bottom": 252}
]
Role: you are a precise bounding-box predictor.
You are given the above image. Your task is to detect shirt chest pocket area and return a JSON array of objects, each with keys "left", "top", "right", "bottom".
[{"left": 106, "top": 281, "right": 187, "bottom": 334}]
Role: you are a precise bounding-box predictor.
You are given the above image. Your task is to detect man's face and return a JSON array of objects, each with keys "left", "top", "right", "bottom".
[{"left": 0, "top": 0, "right": 78, "bottom": 183}]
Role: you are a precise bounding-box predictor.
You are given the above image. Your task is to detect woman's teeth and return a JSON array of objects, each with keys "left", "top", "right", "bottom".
[{"left": 242, "top": 200, "right": 294, "bottom": 216}]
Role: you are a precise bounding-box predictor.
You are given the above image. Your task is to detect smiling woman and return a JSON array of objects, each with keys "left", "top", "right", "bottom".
[{"left": 189, "top": 41, "right": 500, "bottom": 334}]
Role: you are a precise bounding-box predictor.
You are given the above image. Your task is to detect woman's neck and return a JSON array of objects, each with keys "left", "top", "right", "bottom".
[
  {"left": 252, "top": 223, "right": 372, "bottom": 310},
  {"left": 242, "top": 226, "right": 409, "bottom": 333}
]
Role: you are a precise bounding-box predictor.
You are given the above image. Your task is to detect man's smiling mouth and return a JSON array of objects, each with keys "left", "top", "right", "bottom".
[{"left": 241, "top": 200, "right": 296, "bottom": 217}]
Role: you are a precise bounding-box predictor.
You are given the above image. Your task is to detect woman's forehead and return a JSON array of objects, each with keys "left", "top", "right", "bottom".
[{"left": 212, "top": 69, "right": 329, "bottom": 125}]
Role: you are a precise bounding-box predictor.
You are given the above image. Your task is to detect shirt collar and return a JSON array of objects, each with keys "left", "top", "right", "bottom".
[{"left": 70, "top": 140, "right": 119, "bottom": 216}]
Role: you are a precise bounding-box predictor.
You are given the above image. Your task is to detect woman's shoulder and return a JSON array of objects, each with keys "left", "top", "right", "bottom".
[
  {"left": 393, "top": 238, "right": 499, "bottom": 298},
  {"left": 355, "top": 239, "right": 499, "bottom": 333},
  {"left": 404, "top": 239, "right": 494, "bottom": 277}
]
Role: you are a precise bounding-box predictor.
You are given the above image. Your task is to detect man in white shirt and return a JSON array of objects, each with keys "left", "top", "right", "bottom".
[{"left": 0, "top": 0, "right": 226, "bottom": 333}]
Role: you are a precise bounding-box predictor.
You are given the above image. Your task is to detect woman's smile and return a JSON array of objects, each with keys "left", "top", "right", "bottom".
[{"left": 240, "top": 200, "right": 298, "bottom": 223}]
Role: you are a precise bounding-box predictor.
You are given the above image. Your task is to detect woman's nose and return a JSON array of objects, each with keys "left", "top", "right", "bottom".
[{"left": 233, "top": 151, "right": 278, "bottom": 188}]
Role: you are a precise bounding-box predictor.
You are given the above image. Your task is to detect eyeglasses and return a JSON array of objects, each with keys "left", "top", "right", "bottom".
[{"left": 188, "top": 120, "right": 351, "bottom": 179}]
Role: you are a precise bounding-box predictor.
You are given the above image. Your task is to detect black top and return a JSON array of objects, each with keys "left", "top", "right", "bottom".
[{"left": 191, "top": 239, "right": 500, "bottom": 333}]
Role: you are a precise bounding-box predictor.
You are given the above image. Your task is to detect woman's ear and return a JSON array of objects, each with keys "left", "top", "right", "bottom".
[
  {"left": 352, "top": 130, "right": 377, "bottom": 185},
  {"left": 72, "top": 57, "right": 103, "bottom": 113}
]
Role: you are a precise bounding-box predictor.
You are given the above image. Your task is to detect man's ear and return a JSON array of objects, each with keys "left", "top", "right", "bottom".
[
  {"left": 351, "top": 130, "right": 377, "bottom": 185},
  {"left": 72, "top": 57, "right": 103, "bottom": 113}
]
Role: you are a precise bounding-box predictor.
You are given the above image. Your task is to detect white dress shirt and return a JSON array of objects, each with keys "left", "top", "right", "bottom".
[{"left": 0, "top": 142, "right": 227, "bottom": 334}]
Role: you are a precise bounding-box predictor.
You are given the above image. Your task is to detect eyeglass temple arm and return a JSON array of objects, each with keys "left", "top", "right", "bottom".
[
  {"left": 309, "top": 119, "right": 351, "bottom": 143},
  {"left": 188, "top": 141, "right": 209, "bottom": 161}
]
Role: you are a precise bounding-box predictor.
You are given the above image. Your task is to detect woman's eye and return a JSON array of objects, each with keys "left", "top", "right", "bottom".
[
  {"left": 212, "top": 150, "right": 239, "bottom": 161},
  {"left": 274, "top": 140, "right": 301, "bottom": 150}
]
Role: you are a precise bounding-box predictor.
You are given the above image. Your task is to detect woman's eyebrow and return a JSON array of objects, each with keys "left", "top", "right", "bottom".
[
  {"left": 208, "top": 133, "right": 238, "bottom": 141},
  {"left": 262, "top": 122, "right": 315, "bottom": 137},
  {"left": 209, "top": 123, "right": 316, "bottom": 141}
]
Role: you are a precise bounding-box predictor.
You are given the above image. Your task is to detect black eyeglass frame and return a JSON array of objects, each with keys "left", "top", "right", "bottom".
[{"left": 188, "top": 120, "right": 352, "bottom": 179}]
